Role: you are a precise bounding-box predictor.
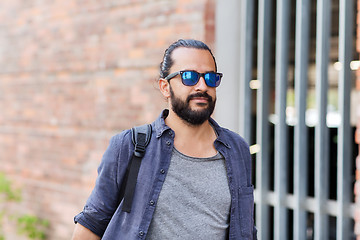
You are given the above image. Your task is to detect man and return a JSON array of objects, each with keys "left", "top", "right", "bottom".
[{"left": 72, "top": 39, "right": 256, "bottom": 239}]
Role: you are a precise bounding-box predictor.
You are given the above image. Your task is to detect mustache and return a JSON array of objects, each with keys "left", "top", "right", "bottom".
[{"left": 186, "top": 92, "right": 213, "bottom": 103}]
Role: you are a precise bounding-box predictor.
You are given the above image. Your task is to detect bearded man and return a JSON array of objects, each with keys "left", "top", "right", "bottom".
[{"left": 72, "top": 39, "right": 257, "bottom": 240}]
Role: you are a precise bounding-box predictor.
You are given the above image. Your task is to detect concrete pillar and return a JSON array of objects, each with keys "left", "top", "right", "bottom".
[{"left": 214, "top": 0, "right": 241, "bottom": 133}]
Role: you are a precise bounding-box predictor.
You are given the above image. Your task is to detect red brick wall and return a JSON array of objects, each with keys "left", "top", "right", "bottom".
[
  {"left": 0, "top": 0, "right": 215, "bottom": 239},
  {"left": 356, "top": 0, "right": 360, "bottom": 238}
]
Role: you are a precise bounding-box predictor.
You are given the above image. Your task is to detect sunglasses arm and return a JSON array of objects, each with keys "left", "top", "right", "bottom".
[{"left": 164, "top": 71, "right": 180, "bottom": 81}]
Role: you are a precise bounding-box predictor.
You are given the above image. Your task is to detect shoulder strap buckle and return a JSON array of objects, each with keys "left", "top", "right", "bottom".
[{"left": 121, "top": 124, "right": 152, "bottom": 213}]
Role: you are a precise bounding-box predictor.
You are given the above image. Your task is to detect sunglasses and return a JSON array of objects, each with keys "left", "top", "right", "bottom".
[{"left": 164, "top": 70, "right": 223, "bottom": 88}]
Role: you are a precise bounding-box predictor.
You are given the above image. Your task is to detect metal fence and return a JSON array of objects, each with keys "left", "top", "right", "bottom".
[{"left": 237, "top": 0, "right": 355, "bottom": 239}]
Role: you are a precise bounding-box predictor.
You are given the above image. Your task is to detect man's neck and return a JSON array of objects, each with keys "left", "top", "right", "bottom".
[{"left": 165, "top": 109, "right": 217, "bottom": 158}]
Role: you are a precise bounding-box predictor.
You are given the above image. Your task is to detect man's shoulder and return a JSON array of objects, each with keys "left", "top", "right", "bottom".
[
  {"left": 219, "top": 126, "right": 249, "bottom": 146},
  {"left": 110, "top": 118, "right": 158, "bottom": 149},
  {"left": 108, "top": 129, "right": 132, "bottom": 150},
  {"left": 210, "top": 118, "right": 249, "bottom": 148}
]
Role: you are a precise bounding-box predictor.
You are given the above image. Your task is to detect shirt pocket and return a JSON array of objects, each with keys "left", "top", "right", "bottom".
[{"left": 238, "top": 185, "right": 254, "bottom": 238}]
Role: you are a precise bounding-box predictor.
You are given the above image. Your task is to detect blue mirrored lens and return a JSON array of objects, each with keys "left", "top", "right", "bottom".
[
  {"left": 204, "top": 73, "right": 216, "bottom": 87},
  {"left": 181, "top": 71, "right": 199, "bottom": 86},
  {"left": 181, "top": 71, "right": 221, "bottom": 87},
  {"left": 205, "top": 73, "right": 221, "bottom": 87}
]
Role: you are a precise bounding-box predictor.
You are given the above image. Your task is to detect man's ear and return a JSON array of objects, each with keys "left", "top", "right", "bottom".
[{"left": 159, "top": 78, "right": 171, "bottom": 98}]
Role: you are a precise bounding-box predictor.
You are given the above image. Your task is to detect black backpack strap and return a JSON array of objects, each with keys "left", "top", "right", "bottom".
[{"left": 121, "top": 124, "right": 152, "bottom": 213}]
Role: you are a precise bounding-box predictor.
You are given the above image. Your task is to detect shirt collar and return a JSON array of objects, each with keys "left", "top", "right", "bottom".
[
  {"left": 153, "top": 109, "right": 171, "bottom": 138},
  {"left": 208, "top": 118, "right": 231, "bottom": 149},
  {"left": 153, "top": 109, "right": 231, "bottom": 148}
]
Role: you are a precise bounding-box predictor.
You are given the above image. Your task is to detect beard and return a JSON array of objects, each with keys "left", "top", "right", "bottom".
[{"left": 169, "top": 85, "right": 216, "bottom": 126}]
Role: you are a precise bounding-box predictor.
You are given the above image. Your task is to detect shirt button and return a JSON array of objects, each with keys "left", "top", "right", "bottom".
[
  {"left": 166, "top": 141, "right": 171, "bottom": 146},
  {"left": 160, "top": 169, "right": 165, "bottom": 174},
  {"left": 139, "top": 231, "right": 144, "bottom": 236},
  {"left": 149, "top": 200, "right": 155, "bottom": 205}
]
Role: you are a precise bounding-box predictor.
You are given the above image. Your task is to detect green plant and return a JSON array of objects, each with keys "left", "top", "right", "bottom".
[
  {"left": 0, "top": 173, "right": 49, "bottom": 240},
  {"left": 0, "top": 173, "right": 21, "bottom": 202},
  {"left": 17, "top": 215, "right": 49, "bottom": 240}
]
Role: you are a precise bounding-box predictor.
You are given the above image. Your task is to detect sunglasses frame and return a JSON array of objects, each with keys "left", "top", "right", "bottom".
[{"left": 164, "top": 70, "right": 223, "bottom": 87}]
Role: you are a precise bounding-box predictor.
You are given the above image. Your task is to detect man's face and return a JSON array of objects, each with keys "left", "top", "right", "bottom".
[
  {"left": 169, "top": 84, "right": 216, "bottom": 125},
  {"left": 166, "top": 48, "right": 217, "bottom": 125}
]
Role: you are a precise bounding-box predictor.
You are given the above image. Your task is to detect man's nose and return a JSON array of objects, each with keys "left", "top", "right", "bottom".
[{"left": 194, "top": 76, "right": 208, "bottom": 90}]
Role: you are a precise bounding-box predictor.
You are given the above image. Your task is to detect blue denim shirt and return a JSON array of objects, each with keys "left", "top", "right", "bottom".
[{"left": 74, "top": 110, "right": 257, "bottom": 239}]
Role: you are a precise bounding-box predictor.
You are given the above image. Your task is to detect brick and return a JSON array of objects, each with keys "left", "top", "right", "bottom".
[
  {"left": 357, "top": 75, "right": 360, "bottom": 90},
  {"left": 356, "top": 129, "right": 360, "bottom": 144},
  {"left": 0, "top": 0, "right": 214, "bottom": 239},
  {"left": 355, "top": 181, "right": 360, "bottom": 197},
  {"left": 356, "top": 221, "right": 360, "bottom": 235},
  {"left": 356, "top": 208, "right": 360, "bottom": 221}
]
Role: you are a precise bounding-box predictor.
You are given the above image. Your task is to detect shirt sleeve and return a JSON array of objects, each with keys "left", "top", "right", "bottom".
[
  {"left": 253, "top": 225, "right": 258, "bottom": 239},
  {"left": 74, "top": 132, "right": 129, "bottom": 237}
]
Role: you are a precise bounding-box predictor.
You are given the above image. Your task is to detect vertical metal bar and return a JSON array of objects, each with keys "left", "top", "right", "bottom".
[
  {"left": 337, "top": 0, "right": 353, "bottom": 239},
  {"left": 274, "top": 0, "right": 290, "bottom": 239},
  {"left": 239, "top": 0, "right": 254, "bottom": 144},
  {"left": 293, "top": 0, "right": 310, "bottom": 239},
  {"left": 256, "top": 0, "right": 272, "bottom": 239},
  {"left": 314, "top": 0, "right": 331, "bottom": 239}
]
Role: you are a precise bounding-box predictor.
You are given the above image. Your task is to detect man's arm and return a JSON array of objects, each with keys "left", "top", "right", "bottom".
[
  {"left": 71, "top": 223, "right": 100, "bottom": 240},
  {"left": 73, "top": 133, "right": 130, "bottom": 238}
]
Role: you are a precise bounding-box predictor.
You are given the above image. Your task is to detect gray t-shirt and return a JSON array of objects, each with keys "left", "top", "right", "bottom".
[{"left": 146, "top": 148, "right": 231, "bottom": 240}]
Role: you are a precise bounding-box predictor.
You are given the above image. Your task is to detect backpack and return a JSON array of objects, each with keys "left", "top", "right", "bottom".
[{"left": 120, "top": 124, "right": 152, "bottom": 213}]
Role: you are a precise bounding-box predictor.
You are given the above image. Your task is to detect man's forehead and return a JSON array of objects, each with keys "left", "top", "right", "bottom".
[
  {"left": 171, "top": 47, "right": 210, "bottom": 58},
  {"left": 170, "top": 47, "right": 216, "bottom": 69}
]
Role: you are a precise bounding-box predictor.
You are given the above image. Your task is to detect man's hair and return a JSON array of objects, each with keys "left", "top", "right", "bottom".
[{"left": 159, "top": 39, "right": 217, "bottom": 79}]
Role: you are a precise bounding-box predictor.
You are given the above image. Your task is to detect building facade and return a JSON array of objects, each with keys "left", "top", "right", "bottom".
[
  {"left": 0, "top": 0, "right": 359, "bottom": 239},
  {"left": 0, "top": 1, "right": 215, "bottom": 239}
]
